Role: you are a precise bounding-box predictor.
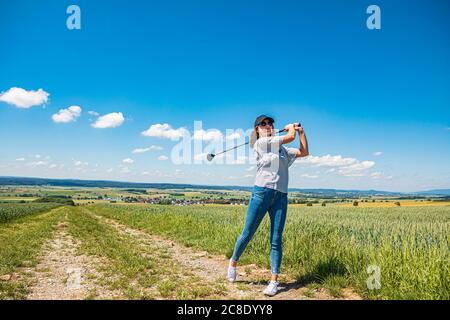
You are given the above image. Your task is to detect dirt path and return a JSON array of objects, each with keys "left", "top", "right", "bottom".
[
  {"left": 20, "top": 207, "right": 360, "bottom": 300},
  {"left": 90, "top": 212, "right": 360, "bottom": 300},
  {"left": 25, "top": 217, "right": 117, "bottom": 300}
]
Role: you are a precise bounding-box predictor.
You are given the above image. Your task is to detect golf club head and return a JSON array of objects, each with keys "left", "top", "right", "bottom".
[{"left": 206, "top": 153, "right": 215, "bottom": 162}]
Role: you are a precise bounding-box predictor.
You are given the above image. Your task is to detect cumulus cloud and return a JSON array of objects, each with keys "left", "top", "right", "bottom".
[
  {"left": 0, "top": 87, "right": 49, "bottom": 108},
  {"left": 193, "top": 129, "right": 223, "bottom": 142},
  {"left": 370, "top": 171, "right": 393, "bottom": 180},
  {"left": 91, "top": 112, "right": 124, "bottom": 128},
  {"left": 132, "top": 145, "right": 163, "bottom": 154},
  {"left": 226, "top": 132, "right": 241, "bottom": 140},
  {"left": 28, "top": 161, "right": 48, "bottom": 167},
  {"left": 16, "top": 158, "right": 25, "bottom": 161},
  {"left": 299, "top": 154, "right": 358, "bottom": 167},
  {"left": 297, "top": 154, "right": 375, "bottom": 177},
  {"left": 74, "top": 160, "right": 88, "bottom": 167},
  {"left": 122, "top": 158, "right": 134, "bottom": 164},
  {"left": 373, "top": 151, "right": 383, "bottom": 157},
  {"left": 338, "top": 161, "right": 375, "bottom": 177},
  {"left": 141, "top": 123, "right": 188, "bottom": 140},
  {"left": 88, "top": 111, "right": 99, "bottom": 116},
  {"left": 52, "top": 105, "right": 82, "bottom": 123},
  {"left": 158, "top": 155, "right": 169, "bottom": 161}
]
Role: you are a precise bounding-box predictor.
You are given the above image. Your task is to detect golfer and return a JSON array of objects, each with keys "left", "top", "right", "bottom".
[{"left": 227, "top": 115, "right": 309, "bottom": 296}]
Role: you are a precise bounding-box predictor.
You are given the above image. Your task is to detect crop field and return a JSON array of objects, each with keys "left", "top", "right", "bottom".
[
  {"left": 90, "top": 204, "right": 450, "bottom": 300},
  {"left": 0, "top": 203, "right": 62, "bottom": 223},
  {"left": 0, "top": 199, "right": 448, "bottom": 300}
]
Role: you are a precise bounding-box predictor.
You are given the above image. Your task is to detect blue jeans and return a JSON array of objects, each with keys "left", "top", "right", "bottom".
[{"left": 231, "top": 185, "right": 288, "bottom": 275}]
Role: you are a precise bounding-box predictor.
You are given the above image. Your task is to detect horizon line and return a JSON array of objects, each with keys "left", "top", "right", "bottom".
[{"left": 1, "top": 175, "right": 449, "bottom": 194}]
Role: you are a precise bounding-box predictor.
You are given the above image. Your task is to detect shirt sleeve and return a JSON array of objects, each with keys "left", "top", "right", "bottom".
[
  {"left": 286, "top": 147, "right": 299, "bottom": 167},
  {"left": 255, "top": 136, "right": 284, "bottom": 154}
]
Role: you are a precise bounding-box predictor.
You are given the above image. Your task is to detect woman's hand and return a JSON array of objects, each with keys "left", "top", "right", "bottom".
[
  {"left": 295, "top": 124, "right": 304, "bottom": 135},
  {"left": 282, "top": 124, "right": 296, "bottom": 144},
  {"left": 284, "top": 123, "right": 295, "bottom": 131}
]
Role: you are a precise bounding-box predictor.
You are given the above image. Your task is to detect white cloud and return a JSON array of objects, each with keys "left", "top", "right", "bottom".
[
  {"left": 120, "top": 166, "right": 130, "bottom": 173},
  {"left": 106, "top": 168, "right": 113, "bottom": 173},
  {"left": 91, "top": 112, "right": 124, "bottom": 129},
  {"left": 122, "top": 158, "right": 134, "bottom": 164},
  {"left": 48, "top": 164, "right": 58, "bottom": 169},
  {"left": 193, "top": 129, "right": 223, "bottom": 142},
  {"left": 28, "top": 161, "right": 48, "bottom": 167},
  {"left": 246, "top": 166, "right": 255, "bottom": 171},
  {"left": 226, "top": 132, "right": 241, "bottom": 140},
  {"left": 243, "top": 174, "right": 253, "bottom": 178},
  {"left": 299, "top": 154, "right": 358, "bottom": 167},
  {"left": 373, "top": 151, "right": 383, "bottom": 156},
  {"left": 16, "top": 158, "right": 25, "bottom": 161},
  {"left": 158, "top": 155, "right": 169, "bottom": 161},
  {"left": 52, "top": 105, "right": 82, "bottom": 123},
  {"left": 0, "top": 87, "right": 49, "bottom": 108},
  {"left": 370, "top": 171, "right": 393, "bottom": 180},
  {"left": 35, "top": 154, "right": 41, "bottom": 159},
  {"left": 132, "top": 145, "right": 163, "bottom": 154},
  {"left": 74, "top": 160, "right": 88, "bottom": 167},
  {"left": 301, "top": 173, "right": 319, "bottom": 179},
  {"left": 338, "top": 161, "right": 375, "bottom": 177},
  {"left": 297, "top": 154, "right": 375, "bottom": 178},
  {"left": 88, "top": 111, "right": 99, "bottom": 116},
  {"left": 370, "top": 172, "right": 383, "bottom": 179},
  {"left": 342, "top": 161, "right": 375, "bottom": 171},
  {"left": 141, "top": 123, "right": 188, "bottom": 140}
]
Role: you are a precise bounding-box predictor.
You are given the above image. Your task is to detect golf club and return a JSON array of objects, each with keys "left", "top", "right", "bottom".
[{"left": 206, "top": 123, "right": 301, "bottom": 161}]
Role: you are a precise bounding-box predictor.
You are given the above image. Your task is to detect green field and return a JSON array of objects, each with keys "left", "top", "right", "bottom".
[
  {"left": 1, "top": 198, "right": 448, "bottom": 300},
  {"left": 0, "top": 203, "right": 62, "bottom": 223},
  {"left": 90, "top": 203, "right": 450, "bottom": 300}
]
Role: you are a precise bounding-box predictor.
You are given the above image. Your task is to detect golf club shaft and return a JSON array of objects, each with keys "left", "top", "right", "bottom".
[{"left": 213, "top": 128, "right": 290, "bottom": 156}]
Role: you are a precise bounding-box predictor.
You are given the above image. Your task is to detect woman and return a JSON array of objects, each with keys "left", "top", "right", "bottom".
[{"left": 227, "top": 115, "right": 309, "bottom": 296}]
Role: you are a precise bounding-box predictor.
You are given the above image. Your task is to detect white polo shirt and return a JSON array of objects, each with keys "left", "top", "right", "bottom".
[{"left": 253, "top": 136, "right": 298, "bottom": 193}]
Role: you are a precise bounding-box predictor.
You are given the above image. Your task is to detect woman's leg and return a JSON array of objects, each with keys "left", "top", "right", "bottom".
[
  {"left": 268, "top": 191, "right": 288, "bottom": 280},
  {"left": 231, "top": 187, "right": 273, "bottom": 264}
]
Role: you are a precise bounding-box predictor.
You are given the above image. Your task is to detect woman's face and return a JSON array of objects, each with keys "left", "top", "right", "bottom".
[{"left": 257, "top": 119, "right": 274, "bottom": 137}]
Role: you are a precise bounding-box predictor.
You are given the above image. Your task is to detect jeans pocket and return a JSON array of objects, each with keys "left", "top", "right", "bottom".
[{"left": 252, "top": 186, "right": 267, "bottom": 199}]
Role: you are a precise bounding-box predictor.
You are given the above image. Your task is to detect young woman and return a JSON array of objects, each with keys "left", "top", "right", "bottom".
[{"left": 227, "top": 115, "right": 309, "bottom": 296}]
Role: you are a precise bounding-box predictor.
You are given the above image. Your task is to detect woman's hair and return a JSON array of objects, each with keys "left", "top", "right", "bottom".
[{"left": 249, "top": 126, "right": 259, "bottom": 148}]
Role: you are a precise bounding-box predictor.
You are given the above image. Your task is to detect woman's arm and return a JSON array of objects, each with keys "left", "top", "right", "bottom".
[
  {"left": 282, "top": 123, "right": 297, "bottom": 144},
  {"left": 296, "top": 125, "right": 309, "bottom": 158}
]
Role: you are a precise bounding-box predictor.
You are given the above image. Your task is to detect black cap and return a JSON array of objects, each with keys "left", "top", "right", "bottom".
[{"left": 254, "top": 115, "right": 275, "bottom": 127}]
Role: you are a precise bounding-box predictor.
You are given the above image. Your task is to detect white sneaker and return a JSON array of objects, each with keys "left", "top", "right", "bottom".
[
  {"left": 263, "top": 281, "right": 279, "bottom": 296},
  {"left": 227, "top": 261, "right": 237, "bottom": 282}
]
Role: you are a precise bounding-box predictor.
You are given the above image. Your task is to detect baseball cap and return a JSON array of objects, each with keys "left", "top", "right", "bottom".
[{"left": 254, "top": 115, "right": 275, "bottom": 127}]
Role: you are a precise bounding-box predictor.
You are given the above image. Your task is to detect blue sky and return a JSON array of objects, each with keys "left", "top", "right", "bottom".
[{"left": 0, "top": 0, "right": 449, "bottom": 192}]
